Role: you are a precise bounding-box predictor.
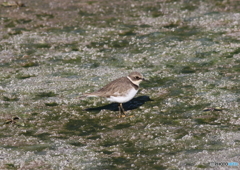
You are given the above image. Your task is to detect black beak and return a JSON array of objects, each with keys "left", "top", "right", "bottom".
[{"left": 142, "top": 78, "right": 149, "bottom": 82}]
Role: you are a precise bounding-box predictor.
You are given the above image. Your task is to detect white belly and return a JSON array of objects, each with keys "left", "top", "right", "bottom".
[{"left": 107, "top": 88, "right": 138, "bottom": 103}]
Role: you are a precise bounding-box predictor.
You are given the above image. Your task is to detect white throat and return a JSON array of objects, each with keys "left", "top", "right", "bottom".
[{"left": 127, "top": 76, "right": 139, "bottom": 86}]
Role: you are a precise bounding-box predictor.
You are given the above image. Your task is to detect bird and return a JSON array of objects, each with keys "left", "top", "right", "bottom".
[{"left": 83, "top": 72, "right": 145, "bottom": 117}]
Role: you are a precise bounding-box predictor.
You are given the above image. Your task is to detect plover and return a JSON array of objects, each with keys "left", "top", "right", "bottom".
[{"left": 83, "top": 72, "right": 145, "bottom": 117}]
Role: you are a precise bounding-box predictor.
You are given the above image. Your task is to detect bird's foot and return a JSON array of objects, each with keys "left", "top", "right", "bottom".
[{"left": 118, "top": 112, "right": 134, "bottom": 118}]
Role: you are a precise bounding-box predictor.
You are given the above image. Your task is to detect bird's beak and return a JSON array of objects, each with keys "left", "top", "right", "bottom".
[{"left": 142, "top": 78, "right": 149, "bottom": 82}]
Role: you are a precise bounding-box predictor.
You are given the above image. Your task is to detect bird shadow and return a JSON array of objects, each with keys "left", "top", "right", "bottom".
[{"left": 85, "top": 95, "right": 153, "bottom": 112}]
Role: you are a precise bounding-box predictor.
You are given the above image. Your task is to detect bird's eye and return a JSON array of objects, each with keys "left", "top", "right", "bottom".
[{"left": 136, "top": 76, "right": 141, "bottom": 80}]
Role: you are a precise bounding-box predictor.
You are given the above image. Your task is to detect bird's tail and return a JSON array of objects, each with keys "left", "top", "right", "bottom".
[{"left": 80, "top": 92, "right": 98, "bottom": 98}]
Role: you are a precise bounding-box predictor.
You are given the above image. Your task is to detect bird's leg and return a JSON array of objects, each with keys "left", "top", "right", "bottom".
[
  {"left": 119, "top": 103, "right": 126, "bottom": 117},
  {"left": 118, "top": 103, "right": 126, "bottom": 118},
  {"left": 118, "top": 104, "right": 122, "bottom": 118}
]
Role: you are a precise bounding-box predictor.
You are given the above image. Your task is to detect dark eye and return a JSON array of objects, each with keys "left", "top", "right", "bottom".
[{"left": 136, "top": 76, "right": 141, "bottom": 80}]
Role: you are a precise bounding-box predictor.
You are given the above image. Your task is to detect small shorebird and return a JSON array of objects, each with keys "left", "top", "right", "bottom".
[{"left": 83, "top": 72, "right": 145, "bottom": 117}]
